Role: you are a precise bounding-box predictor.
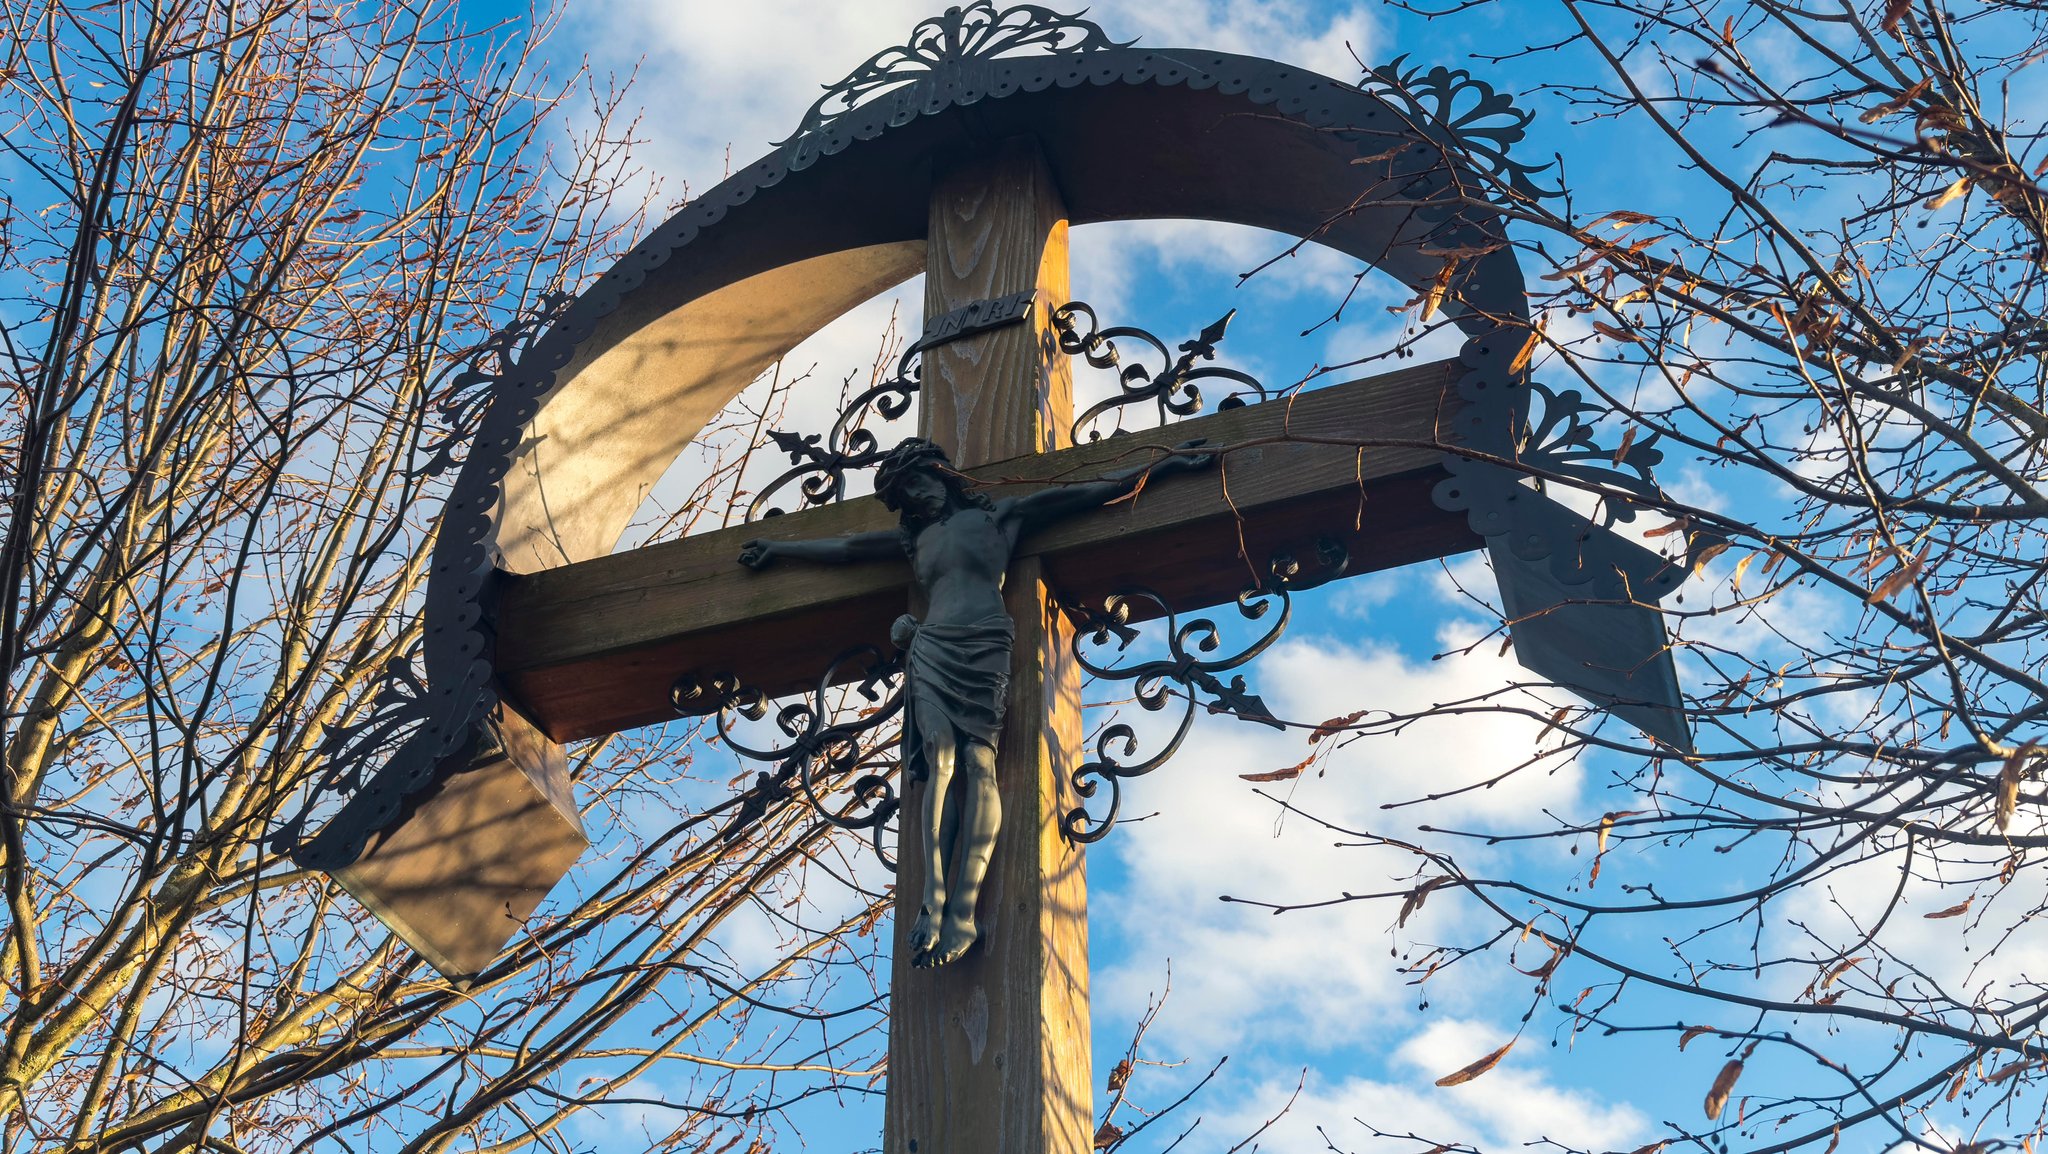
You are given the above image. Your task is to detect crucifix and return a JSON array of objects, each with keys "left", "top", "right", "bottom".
[
  {"left": 295, "top": 9, "right": 1705, "bottom": 1153},
  {"left": 737, "top": 430, "right": 1214, "bottom": 971},
  {"left": 816, "top": 140, "right": 1165, "bottom": 1147}
]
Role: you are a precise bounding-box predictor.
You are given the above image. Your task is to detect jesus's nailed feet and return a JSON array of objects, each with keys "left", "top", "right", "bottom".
[
  {"left": 911, "top": 912, "right": 978, "bottom": 968},
  {"left": 909, "top": 905, "right": 941, "bottom": 965}
]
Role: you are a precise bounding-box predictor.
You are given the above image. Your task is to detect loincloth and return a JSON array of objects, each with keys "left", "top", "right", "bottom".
[{"left": 901, "top": 612, "right": 1014, "bottom": 780}]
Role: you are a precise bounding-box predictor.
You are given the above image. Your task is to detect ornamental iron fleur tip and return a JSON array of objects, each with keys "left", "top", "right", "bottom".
[
  {"left": 1053, "top": 303, "right": 1269, "bottom": 443},
  {"left": 777, "top": 2, "right": 1135, "bottom": 145}
]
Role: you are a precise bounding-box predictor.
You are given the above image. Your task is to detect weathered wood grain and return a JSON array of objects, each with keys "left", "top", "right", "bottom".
[
  {"left": 883, "top": 137, "right": 1090, "bottom": 1154},
  {"left": 916, "top": 140, "right": 1071, "bottom": 468}
]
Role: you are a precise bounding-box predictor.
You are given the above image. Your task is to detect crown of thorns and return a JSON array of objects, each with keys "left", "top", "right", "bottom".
[{"left": 872, "top": 437, "right": 962, "bottom": 509}]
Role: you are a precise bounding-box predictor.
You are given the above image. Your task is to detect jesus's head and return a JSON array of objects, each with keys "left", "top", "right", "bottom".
[{"left": 873, "top": 438, "right": 991, "bottom": 528}]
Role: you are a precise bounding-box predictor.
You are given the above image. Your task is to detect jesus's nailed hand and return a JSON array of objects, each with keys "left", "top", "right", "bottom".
[
  {"left": 1170, "top": 438, "right": 1215, "bottom": 470},
  {"left": 738, "top": 540, "right": 776, "bottom": 570}
]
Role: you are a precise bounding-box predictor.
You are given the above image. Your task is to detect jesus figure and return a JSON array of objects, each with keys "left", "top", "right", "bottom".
[{"left": 738, "top": 436, "right": 1211, "bottom": 968}]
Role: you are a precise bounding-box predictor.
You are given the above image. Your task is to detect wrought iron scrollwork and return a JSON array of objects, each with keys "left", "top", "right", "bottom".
[
  {"left": 1363, "top": 57, "right": 1564, "bottom": 204},
  {"left": 1061, "top": 539, "right": 1349, "bottom": 844},
  {"left": 673, "top": 647, "right": 907, "bottom": 866},
  {"left": 749, "top": 291, "right": 1037, "bottom": 520},
  {"left": 749, "top": 359, "right": 920, "bottom": 520},
  {"left": 780, "top": 2, "right": 1134, "bottom": 145},
  {"left": 1052, "top": 303, "right": 1270, "bottom": 443}
]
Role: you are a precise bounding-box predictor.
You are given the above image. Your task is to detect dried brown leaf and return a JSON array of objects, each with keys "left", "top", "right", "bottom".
[
  {"left": 1351, "top": 144, "right": 1408, "bottom": 166},
  {"left": 1597, "top": 811, "right": 1640, "bottom": 855},
  {"left": 1435, "top": 1039, "right": 1514, "bottom": 1087},
  {"left": 1881, "top": 0, "right": 1912, "bottom": 33},
  {"left": 1106, "top": 1058, "right": 1133, "bottom": 1094},
  {"left": 1093, "top": 1120, "right": 1124, "bottom": 1150},
  {"left": 1997, "top": 743, "right": 2036, "bottom": 834},
  {"left": 1820, "top": 956, "right": 1867, "bottom": 991},
  {"left": 1592, "top": 209, "right": 1658, "bottom": 228},
  {"left": 1310, "top": 709, "right": 1369, "bottom": 744},
  {"left": 1988, "top": 1058, "right": 2036, "bottom": 1083},
  {"left": 1512, "top": 931, "right": 1569, "bottom": 981},
  {"left": 1590, "top": 810, "right": 1644, "bottom": 887},
  {"left": 1592, "top": 320, "right": 1641, "bottom": 342},
  {"left": 1703, "top": 1059, "right": 1744, "bottom": 1120},
  {"left": 1541, "top": 249, "right": 1608, "bottom": 280},
  {"left": 1925, "top": 177, "right": 1970, "bottom": 210},
  {"left": 1924, "top": 896, "right": 1974, "bottom": 920},
  {"left": 1399, "top": 876, "right": 1454, "bottom": 929},
  {"left": 1508, "top": 328, "right": 1542, "bottom": 375},
  {"left": 1678, "top": 1025, "right": 1715, "bottom": 1052},
  {"left": 1730, "top": 551, "right": 1758, "bottom": 595},
  {"left": 1419, "top": 263, "right": 1456, "bottom": 322},
  {"left": 1692, "top": 540, "right": 1733, "bottom": 575},
  {"left": 1418, "top": 241, "right": 1506, "bottom": 261},
  {"left": 1613, "top": 425, "right": 1638, "bottom": 465},
  {"left": 1860, "top": 77, "right": 1932, "bottom": 123},
  {"left": 853, "top": 901, "right": 887, "bottom": 938},
  {"left": 1714, "top": 675, "right": 1752, "bottom": 710},
  {"left": 1867, "top": 555, "right": 1925, "bottom": 602},
  {"left": 1241, "top": 754, "right": 1314, "bottom": 783},
  {"left": 1889, "top": 338, "right": 1924, "bottom": 373}
]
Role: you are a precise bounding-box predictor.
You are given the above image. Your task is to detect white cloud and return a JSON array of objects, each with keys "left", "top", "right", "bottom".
[
  {"left": 1766, "top": 836, "right": 2048, "bottom": 1014},
  {"left": 1110, "top": 0, "right": 1381, "bottom": 82},
  {"left": 1166, "top": 1019, "right": 1648, "bottom": 1154},
  {"left": 563, "top": 1, "right": 936, "bottom": 194},
  {"left": 570, "top": 2, "right": 1384, "bottom": 199},
  {"left": 1093, "top": 625, "right": 1578, "bottom": 1058},
  {"left": 1070, "top": 218, "right": 1376, "bottom": 356},
  {"left": 1328, "top": 569, "right": 1412, "bottom": 618}
]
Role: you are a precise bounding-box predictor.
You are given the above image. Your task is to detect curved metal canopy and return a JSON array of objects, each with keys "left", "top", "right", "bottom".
[{"left": 495, "top": 50, "right": 1523, "bottom": 573}]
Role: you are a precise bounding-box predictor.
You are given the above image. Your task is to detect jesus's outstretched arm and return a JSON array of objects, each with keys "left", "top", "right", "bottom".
[
  {"left": 1001, "top": 439, "right": 1214, "bottom": 533},
  {"left": 738, "top": 528, "right": 901, "bottom": 569}
]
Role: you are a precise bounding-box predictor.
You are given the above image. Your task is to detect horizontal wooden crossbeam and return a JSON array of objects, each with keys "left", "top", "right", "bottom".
[{"left": 493, "top": 358, "right": 1477, "bottom": 742}]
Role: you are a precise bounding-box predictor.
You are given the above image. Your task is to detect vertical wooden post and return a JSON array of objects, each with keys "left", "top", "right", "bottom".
[{"left": 884, "top": 138, "right": 1091, "bottom": 1154}]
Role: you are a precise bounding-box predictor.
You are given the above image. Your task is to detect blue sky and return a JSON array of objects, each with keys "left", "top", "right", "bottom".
[{"left": 476, "top": 2, "right": 1951, "bottom": 1150}]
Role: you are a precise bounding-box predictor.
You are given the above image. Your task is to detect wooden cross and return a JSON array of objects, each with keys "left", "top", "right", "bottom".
[{"left": 470, "top": 138, "right": 1477, "bottom": 1151}]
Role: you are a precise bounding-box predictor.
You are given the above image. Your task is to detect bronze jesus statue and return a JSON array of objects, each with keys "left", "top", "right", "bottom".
[{"left": 738, "top": 437, "right": 1211, "bottom": 968}]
